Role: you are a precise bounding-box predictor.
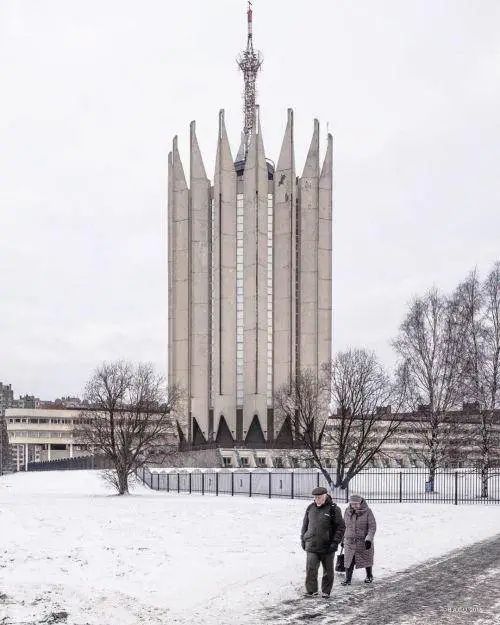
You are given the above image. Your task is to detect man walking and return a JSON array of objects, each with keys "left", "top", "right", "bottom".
[{"left": 301, "top": 486, "right": 345, "bottom": 597}]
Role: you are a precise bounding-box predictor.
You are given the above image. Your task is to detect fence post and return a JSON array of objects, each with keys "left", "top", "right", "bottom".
[
  {"left": 269, "top": 472, "right": 272, "bottom": 498},
  {"left": 345, "top": 480, "right": 349, "bottom": 504},
  {"left": 189, "top": 472, "right": 192, "bottom": 494},
  {"left": 167, "top": 473, "right": 170, "bottom": 492},
  {"left": 249, "top": 472, "right": 252, "bottom": 498},
  {"left": 216, "top": 472, "right": 219, "bottom": 496},
  {"left": 317, "top": 472, "right": 320, "bottom": 489},
  {"left": 231, "top": 472, "right": 234, "bottom": 496},
  {"left": 291, "top": 471, "right": 294, "bottom": 499},
  {"left": 399, "top": 472, "right": 403, "bottom": 503},
  {"left": 454, "top": 471, "right": 458, "bottom": 505},
  {"left": 178, "top": 472, "right": 180, "bottom": 494},
  {"left": 156, "top": 473, "right": 159, "bottom": 491},
  {"left": 202, "top": 472, "right": 205, "bottom": 496}
]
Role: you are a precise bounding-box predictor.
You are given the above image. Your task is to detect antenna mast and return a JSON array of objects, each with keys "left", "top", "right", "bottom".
[{"left": 237, "top": 1, "right": 263, "bottom": 157}]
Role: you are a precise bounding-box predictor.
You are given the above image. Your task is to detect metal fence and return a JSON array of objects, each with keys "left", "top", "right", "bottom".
[
  {"left": 27, "top": 455, "right": 113, "bottom": 471},
  {"left": 137, "top": 467, "right": 500, "bottom": 505}
]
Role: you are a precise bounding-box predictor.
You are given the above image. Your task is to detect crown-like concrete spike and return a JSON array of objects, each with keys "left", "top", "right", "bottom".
[
  {"left": 276, "top": 108, "right": 295, "bottom": 173},
  {"left": 256, "top": 106, "right": 267, "bottom": 177},
  {"left": 172, "top": 135, "right": 188, "bottom": 191},
  {"left": 190, "top": 121, "right": 208, "bottom": 182},
  {"left": 244, "top": 120, "right": 257, "bottom": 173},
  {"left": 236, "top": 131, "right": 246, "bottom": 163},
  {"left": 215, "top": 109, "right": 235, "bottom": 177},
  {"left": 301, "top": 119, "right": 320, "bottom": 179},
  {"left": 167, "top": 151, "right": 173, "bottom": 198},
  {"left": 320, "top": 132, "right": 333, "bottom": 183}
]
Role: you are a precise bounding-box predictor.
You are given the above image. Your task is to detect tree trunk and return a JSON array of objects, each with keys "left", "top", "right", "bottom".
[
  {"left": 340, "top": 470, "right": 355, "bottom": 490},
  {"left": 334, "top": 461, "right": 345, "bottom": 488},
  {"left": 118, "top": 469, "right": 129, "bottom": 495},
  {"left": 480, "top": 465, "right": 489, "bottom": 499},
  {"left": 427, "top": 463, "right": 436, "bottom": 493}
]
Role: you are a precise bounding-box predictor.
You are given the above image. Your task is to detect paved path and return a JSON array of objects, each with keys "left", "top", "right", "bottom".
[{"left": 263, "top": 534, "right": 500, "bottom": 625}]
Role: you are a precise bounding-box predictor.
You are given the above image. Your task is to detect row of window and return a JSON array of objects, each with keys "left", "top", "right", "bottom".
[
  {"left": 236, "top": 194, "right": 245, "bottom": 405},
  {"left": 10, "top": 431, "right": 72, "bottom": 439},
  {"left": 8, "top": 418, "right": 75, "bottom": 424},
  {"left": 267, "top": 193, "right": 273, "bottom": 405}
]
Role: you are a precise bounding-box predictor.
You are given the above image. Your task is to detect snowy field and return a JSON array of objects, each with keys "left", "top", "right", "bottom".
[{"left": 1, "top": 471, "right": 500, "bottom": 625}]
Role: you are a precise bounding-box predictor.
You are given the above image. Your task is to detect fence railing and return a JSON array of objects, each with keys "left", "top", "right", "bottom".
[
  {"left": 27, "top": 455, "right": 113, "bottom": 471},
  {"left": 136, "top": 467, "right": 500, "bottom": 505}
]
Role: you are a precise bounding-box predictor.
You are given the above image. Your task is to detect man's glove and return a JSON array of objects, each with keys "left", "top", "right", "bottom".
[
  {"left": 365, "top": 540, "right": 372, "bottom": 550},
  {"left": 301, "top": 539, "right": 306, "bottom": 551},
  {"left": 329, "top": 542, "right": 338, "bottom": 554}
]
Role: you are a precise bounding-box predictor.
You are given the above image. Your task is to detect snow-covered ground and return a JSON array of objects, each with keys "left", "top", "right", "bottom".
[{"left": 1, "top": 470, "right": 500, "bottom": 625}]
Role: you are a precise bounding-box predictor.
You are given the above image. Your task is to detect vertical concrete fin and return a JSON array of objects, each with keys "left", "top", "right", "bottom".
[
  {"left": 301, "top": 119, "right": 320, "bottom": 179},
  {"left": 256, "top": 107, "right": 268, "bottom": 403},
  {"left": 170, "top": 133, "right": 190, "bottom": 429},
  {"left": 242, "top": 108, "right": 268, "bottom": 430},
  {"left": 189, "top": 120, "right": 210, "bottom": 437},
  {"left": 273, "top": 109, "right": 297, "bottom": 415},
  {"left": 213, "top": 109, "right": 237, "bottom": 421},
  {"left": 318, "top": 132, "right": 333, "bottom": 372},
  {"left": 298, "top": 119, "right": 320, "bottom": 378},
  {"left": 167, "top": 150, "right": 174, "bottom": 389},
  {"left": 243, "top": 119, "right": 257, "bottom": 401}
]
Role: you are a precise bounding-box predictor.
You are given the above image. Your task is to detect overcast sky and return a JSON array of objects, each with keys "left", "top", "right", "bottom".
[{"left": 1, "top": 0, "right": 499, "bottom": 399}]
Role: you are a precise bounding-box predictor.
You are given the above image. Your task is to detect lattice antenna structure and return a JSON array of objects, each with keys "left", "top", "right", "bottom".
[{"left": 237, "top": 1, "right": 263, "bottom": 157}]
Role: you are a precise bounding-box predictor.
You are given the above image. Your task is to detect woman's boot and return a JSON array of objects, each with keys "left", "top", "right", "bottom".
[{"left": 341, "top": 559, "right": 355, "bottom": 586}]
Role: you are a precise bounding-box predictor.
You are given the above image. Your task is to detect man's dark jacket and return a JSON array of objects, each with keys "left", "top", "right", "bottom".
[{"left": 301, "top": 495, "right": 346, "bottom": 554}]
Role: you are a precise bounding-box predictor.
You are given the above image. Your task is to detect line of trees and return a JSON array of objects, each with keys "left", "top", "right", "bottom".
[
  {"left": 275, "top": 262, "right": 500, "bottom": 495},
  {"left": 76, "top": 263, "right": 499, "bottom": 497}
]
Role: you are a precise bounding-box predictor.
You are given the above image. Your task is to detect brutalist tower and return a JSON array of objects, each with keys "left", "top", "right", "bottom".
[{"left": 168, "top": 5, "right": 332, "bottom": 449}]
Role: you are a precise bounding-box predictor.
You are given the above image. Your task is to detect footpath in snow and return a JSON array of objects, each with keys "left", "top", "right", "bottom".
[{"left": 1, "top": 470, "right": 500, "bottom": 625}]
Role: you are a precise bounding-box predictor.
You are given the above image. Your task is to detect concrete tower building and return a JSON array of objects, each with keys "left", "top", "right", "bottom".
[{"left": 168, "top": 5, "right": 332, "bottom": 448}]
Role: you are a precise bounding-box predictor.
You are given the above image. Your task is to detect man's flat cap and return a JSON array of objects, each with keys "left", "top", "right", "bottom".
[{"left": 311, "top": 486, "right": 328, "bottom": 496}]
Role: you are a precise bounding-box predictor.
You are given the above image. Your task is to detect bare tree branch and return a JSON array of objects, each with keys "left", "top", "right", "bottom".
[
  {"left": 274, "top": 368, "right": 333, "bottom": 485},
  {"left": 325, "top": 349, "right": 407, "bottom": 488},
  {"left": 392, "top": 288, "right": 469, "bottom": 489},
  {"left": 74, "top": 361, "right": 185, "bottom": 495},
  {"left": 456, "top": 264, "right": 500, "bottom": 496}
]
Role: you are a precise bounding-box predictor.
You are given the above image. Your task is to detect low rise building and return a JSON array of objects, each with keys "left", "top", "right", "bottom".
[
  {"left": 5, "top": 408, "right": 89, "bottom": 470},
  {"left": 324, "top": 405, "right": 500, "bottom": 468}
]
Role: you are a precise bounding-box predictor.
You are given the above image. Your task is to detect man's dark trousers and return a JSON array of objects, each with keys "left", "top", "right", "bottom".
[{"left": 305, "top": 551, "right": 334, "bottom": 594}]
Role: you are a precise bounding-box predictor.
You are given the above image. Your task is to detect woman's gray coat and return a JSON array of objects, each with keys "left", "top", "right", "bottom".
[{"left": 343, "top": 497, "right": 377, "bottom": 569}]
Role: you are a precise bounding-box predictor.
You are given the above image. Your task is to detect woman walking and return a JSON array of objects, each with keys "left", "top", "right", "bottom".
[{"left": 341, "top": 494, "right": 376, "bottom": 585}]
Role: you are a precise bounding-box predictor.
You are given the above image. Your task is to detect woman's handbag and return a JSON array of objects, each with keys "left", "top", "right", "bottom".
[{"left": 335, "top": 546, "right": 345, "bottom": 572}]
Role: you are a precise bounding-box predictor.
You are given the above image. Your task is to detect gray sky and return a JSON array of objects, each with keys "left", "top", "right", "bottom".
[{"left": 1, "top": 0, "right": 499, "bottom": 399}]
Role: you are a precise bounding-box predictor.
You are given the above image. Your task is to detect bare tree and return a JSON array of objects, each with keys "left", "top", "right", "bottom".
[
  {"left": 457, "top": 264, "right": 500, "bottom": 497},
  {"left": 75, "top": 361, "right": 184, "bottom": 495},
  {"left": 392, "top": 288, "right": 468, "bottom": 490},
  {"left": 274, "top": 368, "right": 332, "bottom": 485},
  {"left": 326, "top": 349, "right": 406, "bottom": 488}
]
